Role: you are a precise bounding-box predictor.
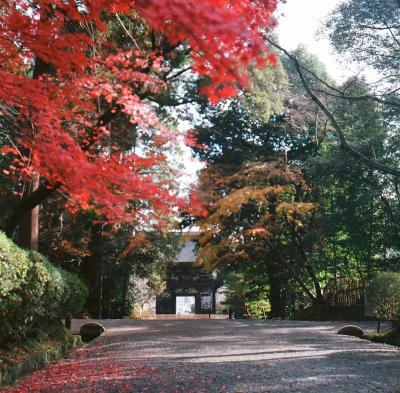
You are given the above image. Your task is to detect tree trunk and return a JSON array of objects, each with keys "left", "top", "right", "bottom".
[
  {"left": 265, "top": 238, "right": 317, "bottom": 303},
  {"left": 265, "top": 256, "right": 286, "bottom": 318},
  {"left": 81, "top": 224, "right": 104, "bottom": 318},
  {"left": 289, "top": 225, "right": 324, "bottom": 304},
  {"left": 19, "top": 172, "right": 40, "bottom": 250},
  {"left": 121, "top": 269, "right": 131, "bottom": 317},
  {"left": 5, "top": 55, "right": 54, "bottom": 243},
  {"left": 5, "top": 184, "right": 55, "bottom": 240},
  {"left": 367, "top": 198, "right": 374, "bottom": 278},
  {"left": 269, "top": 278, "right": 283, "bottom": 318}
]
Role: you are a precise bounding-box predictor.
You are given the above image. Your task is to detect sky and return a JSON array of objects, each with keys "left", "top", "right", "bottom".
[{"left": 276, "top": 0, "right": 349, "bottom": 81}]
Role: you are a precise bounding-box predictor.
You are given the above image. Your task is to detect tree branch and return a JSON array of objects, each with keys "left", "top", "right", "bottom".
[
  {"left": 285, "top": 49, "right": 400, "bottom": 110},
  {"left": 4, "top": 103, "right": 124, "bottom": 238},
  {"left": 268, "top": 39, "right": 400, "bottom": 178}
]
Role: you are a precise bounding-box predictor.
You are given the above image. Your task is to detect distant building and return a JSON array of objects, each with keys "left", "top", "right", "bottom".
[{"left": 156, "top": 232, "right": 222, "bottom": 315}]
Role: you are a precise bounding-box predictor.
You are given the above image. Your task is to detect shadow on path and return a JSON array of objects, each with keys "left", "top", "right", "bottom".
[{"left": 3, "top": 320, "right": 399, "bottom": 393}]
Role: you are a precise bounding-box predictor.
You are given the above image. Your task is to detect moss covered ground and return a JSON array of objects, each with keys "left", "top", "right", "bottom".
[
  {"left": 0, "top": 323, "right": 81, "bottom": 387},
  {"left": 366, "top": 328, "right": 400, "bottom": 347}
]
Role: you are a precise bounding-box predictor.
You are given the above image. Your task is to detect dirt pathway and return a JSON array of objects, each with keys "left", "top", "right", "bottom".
[{"left": 3, "top": 320, "right": 400, "bottom": 392}]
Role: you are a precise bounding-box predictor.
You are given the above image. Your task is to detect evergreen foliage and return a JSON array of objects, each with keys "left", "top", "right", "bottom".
[
  {"left": 0, "top": 231, "right": 88, "bottom": 345},
  {"left": 366, "top": 272, "right": 400, "bottom": 325}
]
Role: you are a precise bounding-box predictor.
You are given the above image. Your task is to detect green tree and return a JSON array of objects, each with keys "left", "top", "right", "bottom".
[
  {"left": 325, "top": 0, "right": 400, "bottom": 88},
  {"left": 192, "top": 42, "right": 400, "bottom": 318}
]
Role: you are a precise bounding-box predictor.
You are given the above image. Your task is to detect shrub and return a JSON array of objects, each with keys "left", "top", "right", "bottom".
[
  {"left": 0, "top": 231, "right": 88, "bottom": 345},
  {"left": 30, "top": 252, "right": 88, "bottom": 319},
  {"left": 366, "top": 272, "right": 400, "bottom": 327},
  {"left": 246, "top": 299, "right": 271, "bottom": 319}
]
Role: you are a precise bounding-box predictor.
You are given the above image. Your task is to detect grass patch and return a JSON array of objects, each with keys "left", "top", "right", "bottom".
[
  {"left": 0, "top": 323, "right": 82, "bottom": 387},
  {"left": 366, "top": 328, "right": 400, "bottom": 347}
]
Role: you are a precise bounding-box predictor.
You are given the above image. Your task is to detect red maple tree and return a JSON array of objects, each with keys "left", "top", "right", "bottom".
[{"left": 0, "top": 0, "right": 279, "bottom": 235}]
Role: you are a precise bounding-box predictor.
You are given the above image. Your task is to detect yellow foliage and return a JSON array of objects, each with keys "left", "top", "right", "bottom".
[
  {"left": 195, "top": 233, "right": 247, "bottom": 271},
  {"left": 195, "top": 159, "right": 317, "bottom": 271},
  {"left": 211, "top": 185, "right": 287, "bottom": 220}
]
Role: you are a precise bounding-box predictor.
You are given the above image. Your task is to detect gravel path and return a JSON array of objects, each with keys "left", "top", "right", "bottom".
[{"left": 3, "top": 320, "right": 400, "bottom": 393}]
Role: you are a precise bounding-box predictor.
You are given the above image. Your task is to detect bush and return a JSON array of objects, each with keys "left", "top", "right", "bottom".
[
  {"left": 0, "top": 231, "right": 88, "bottom": 345},
  {"left": 246, "top": 299, "right": 271, "bottom": 319},
  {"left": 366, "top": 272, "right": 400, "bottom": 327}
]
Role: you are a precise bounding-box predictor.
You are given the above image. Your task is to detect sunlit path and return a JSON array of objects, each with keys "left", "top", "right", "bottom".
[{"left": 4, "top": 320, "right": 400, "bottom": 393}]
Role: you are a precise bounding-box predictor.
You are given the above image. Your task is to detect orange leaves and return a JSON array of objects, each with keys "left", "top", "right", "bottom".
[
  {"left": 211, "top": 186, "right": 278, "bottom": 219},
  {"left": 195, "top": 232, "right": 249, "bottom": 271}
]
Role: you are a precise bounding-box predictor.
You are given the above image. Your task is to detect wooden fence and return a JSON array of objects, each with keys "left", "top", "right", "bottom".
[{"left": 323, "top": 277, "right": 364, "bottom": 306}]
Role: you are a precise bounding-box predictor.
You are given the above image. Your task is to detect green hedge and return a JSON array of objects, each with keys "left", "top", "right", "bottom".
[
  {"left": 366, "top": 272, "right": 400, "bottom": 325},
  {"left": 0, "top": 231, "right": 88, "bottom": 345}
]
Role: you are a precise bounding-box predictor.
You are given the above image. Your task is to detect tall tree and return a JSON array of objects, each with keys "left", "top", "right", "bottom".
[
  {"left": 196, "top": 162, "right": 318, "bottom": 316},
  {"left": 325, "top": 0, "right": 400, "bottom": 91},
  {"left": 191, "top": 42, "right": 400, "bottom": 317},
  {"left": 0, "top": 0, "right": 280, "bottom": 242},
  {"left": 267, "top": 1, "right": 400, "bottom": 178}
]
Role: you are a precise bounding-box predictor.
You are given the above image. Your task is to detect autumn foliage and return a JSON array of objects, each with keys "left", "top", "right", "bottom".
[
  {"left": 196, "top": 161, "right": 315, "bottom": 270},
  {"left": 0, "top": 0, "right": 279, "bottom": 226}
]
